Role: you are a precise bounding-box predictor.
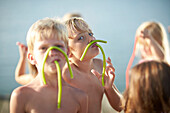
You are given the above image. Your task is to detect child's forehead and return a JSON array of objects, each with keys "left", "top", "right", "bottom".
[
  {"left": 69, "top": 31, "right": 83, "bottom": 39},
  {"left": 68, "top": 29, "right": 92, "bottom": 38},
  {"left": 34, "top": 38, "right": 66, "bottom": 47}
]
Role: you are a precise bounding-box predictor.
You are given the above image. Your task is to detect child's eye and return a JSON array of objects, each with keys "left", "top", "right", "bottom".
[
  {"left": 78, "top": 36, "right": 84, "bottom": 40},
  {"left": 89, "top": 33, "right": 93, "bottom": 36},
  {"left": 55, "top": 45, "right": 64, "bottom": 48},
  {"left": 40, "top": 47, "right": 48, "bottom": 51},
  {"left": 41, "top": 47, "right": 47, "bottom": 50}
]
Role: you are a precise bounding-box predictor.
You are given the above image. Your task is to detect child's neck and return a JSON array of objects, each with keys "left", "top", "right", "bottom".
[
  {"left": 70, "top": 57, "right": 94, "bottom": 73},
  {"left": 38, "top": 73, "right": 66, "bottom": 88}
]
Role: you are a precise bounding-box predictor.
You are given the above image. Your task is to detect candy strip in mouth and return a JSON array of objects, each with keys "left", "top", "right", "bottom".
[
  {"left": 80, "top": 40, "right": 107, "bottom": 86},
  {"left": 42, "top": 46, "right": 74, "bottom": 109}
]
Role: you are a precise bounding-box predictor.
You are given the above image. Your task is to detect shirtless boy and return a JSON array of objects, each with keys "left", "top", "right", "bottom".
[
  {"left": 10, "top": 17, "right": 88, "bottom": 113},
  {"left": 63, "top": 17, "right": 122, "bottom": 113}
]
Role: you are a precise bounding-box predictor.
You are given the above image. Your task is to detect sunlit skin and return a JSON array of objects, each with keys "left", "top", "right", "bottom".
[
  {"left": 15, "top": 42, "right": 37, "bottom": 85},
  {"left": 10, "top": 38, "right": 88, "bottom": 113},
  {"left": 68, "top": 31, "right": 100, "bottom": 61},
  {"left": 80, "top": 40, "right": 107, "bottom": 86},
  {"left": 63, "top": 30, "right": 104, "bottom": 113},
  {"left": 42, "top": 46, "right": 74, "bottom": 109},
  {"left": 63, "top": 30, "right": 122, "bottom": 113}
]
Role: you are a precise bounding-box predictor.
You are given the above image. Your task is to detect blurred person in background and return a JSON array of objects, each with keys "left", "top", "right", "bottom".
[
  {"left": 126, "top": 21, "right": 170, "bottom": 88},
  {"left": 123, "top": 61, "right": 170, "bottom": 113}
]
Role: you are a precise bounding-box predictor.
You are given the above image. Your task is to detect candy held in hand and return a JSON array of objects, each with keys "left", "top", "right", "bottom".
[{"left": 80, "top": 40, "right": 107, "bottom": 86}]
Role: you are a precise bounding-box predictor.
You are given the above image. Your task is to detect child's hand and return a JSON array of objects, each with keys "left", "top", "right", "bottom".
[
  {"left": 91, "top": 57, "right": 115, "bottom": 89},
  {"left": 139, "top": 29, "right": 151, "bottom": 39},
  {"left": 16, "top": 42, "right": 28, "bottom": 58}
]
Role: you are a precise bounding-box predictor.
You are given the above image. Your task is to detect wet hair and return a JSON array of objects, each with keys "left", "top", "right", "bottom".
[
  {"left": 123, "top": 61, "right": 170, "bottom": 113},
  {"left": 26, "top": 17, "right": 68, "bottom": 54}
]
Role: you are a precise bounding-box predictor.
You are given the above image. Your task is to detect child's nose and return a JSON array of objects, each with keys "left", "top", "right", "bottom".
[
  {"left": 48, "top": 49, "right": 59, "bottom": 57},
  {"left": 89, "top": 36, "right": 96, "bottom": 43}
]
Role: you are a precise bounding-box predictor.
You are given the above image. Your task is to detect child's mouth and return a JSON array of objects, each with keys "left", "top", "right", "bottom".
[
  {"left": 51, "top": 59, "right": 61, "bottom": 63},
  {"left": 91, "top": 42, "right": 98, "bottom": 48}
]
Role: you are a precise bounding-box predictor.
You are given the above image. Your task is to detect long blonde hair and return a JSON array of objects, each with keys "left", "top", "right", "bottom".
[{"left": 135, "top": 21, "right": 170, "bottom": 64}]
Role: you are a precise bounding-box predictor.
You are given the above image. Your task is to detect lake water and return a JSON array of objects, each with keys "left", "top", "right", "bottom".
[{"left": 0, "top": 0, "right": 170, "bottom": 95}]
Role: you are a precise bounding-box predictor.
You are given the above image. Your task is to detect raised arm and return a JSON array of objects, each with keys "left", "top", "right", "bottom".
[
  {"left": 141, "top": 30, "right": 164, "bottom": 60},
  {"left": 15, "top": 42, "right": 35, "bottom": 85},
  {"left": 91, "top": 57, "right": 122, "bottom": 112}
]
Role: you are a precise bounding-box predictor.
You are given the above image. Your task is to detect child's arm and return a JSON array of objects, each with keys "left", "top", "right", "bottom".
[
  {"left": 91, "top": 57, "right": 122, "bottom": 112},
  {"left": 141, "top": 30, "right": 164, "bottom": 60},
  {"left": 10, "top": 88, "right": 26, "bottom": 113},
  {"left": 15, "top": 42, "right": 34, "bottom": 85}
]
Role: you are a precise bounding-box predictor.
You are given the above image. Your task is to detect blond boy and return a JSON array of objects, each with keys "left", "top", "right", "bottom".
[
  {"left": 10, "top": 18, "right": 88, "bottom": 113},
  {"left": 63, "top": 17, "right": 122, "bottom": 113}
]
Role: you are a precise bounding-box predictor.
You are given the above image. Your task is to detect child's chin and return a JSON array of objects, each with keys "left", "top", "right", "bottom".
[
  {"left": 93, "top": 50, "right": 100, "bottom": 56},
  {"left": 50, "top": 65, "right": 58, "bottom": 70},
  {"left": 48, "top": 68, "right": 58, "bottom": 74}
]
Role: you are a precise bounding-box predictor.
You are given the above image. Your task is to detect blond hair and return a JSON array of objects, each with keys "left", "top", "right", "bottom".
[
  {"left": 65, "top": 17, "right": 92, "bottom": 38},
  {"left": 135, "top": 21, "right": 170, "bottom": 64},
  {"left": 62, "top": 12, "right": 82, "bottom": 22},
  {"left": 26, "top": 18, "right": 68, "bottom": 76},
  {"left": 27, "top": 17, "right": 68, "bottom": 54},
  {"left": 123, "top": 61, "right": 170, "bottom": 113}
]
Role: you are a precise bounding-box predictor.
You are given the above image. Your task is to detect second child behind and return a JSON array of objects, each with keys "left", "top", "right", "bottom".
[{"left": 63, "top": 17, "right": 122, "bottom": 113}]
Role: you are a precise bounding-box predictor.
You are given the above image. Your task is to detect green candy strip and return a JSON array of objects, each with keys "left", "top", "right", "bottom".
[
  {"left": 96, "top": 44, "right": 106, "bottom": 86},
  {"left": 54, "top": 61, "right": 62, "bottom": 109},
  {"left": 42, "top": 46, "right": 74, "bottom": 109},
  {"left": 80, "top": 40, "right": 107, "bottom": 61},
  {"left": 42, "top": 46, "right": 73, "bottom": 84},
  {"left": 80, "top": 40, "right": 107, "bottom": 86}
]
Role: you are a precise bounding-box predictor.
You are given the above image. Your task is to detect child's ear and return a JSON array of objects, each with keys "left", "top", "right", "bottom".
[{"left": 27, "top": 53, "right": 37, "bottom": 65}]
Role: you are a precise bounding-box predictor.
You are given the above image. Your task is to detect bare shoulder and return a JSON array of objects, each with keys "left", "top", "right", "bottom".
[
  {"left": 10, "top": 85, "right": 33, "bottom": 110},
  {"left": 93, "top": 58, "right": 103, "bottom": 66},
  {"left": 11, "top": 86, "right": 32, "bottom": 101},
  {"left": 93, "top": 58, "right": 103, "bottom": 73}
]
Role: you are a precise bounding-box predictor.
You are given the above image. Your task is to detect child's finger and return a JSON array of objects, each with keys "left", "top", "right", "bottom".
[
  {"left": 109, "top": 70, "right": 115, "bottom": 81},
  {"left": 16, "top": 42, "right": 21, "bottom": 46},
  {"left": 16, "top": 42, "right": 19, "bottom": 45},
  {"left": 16, "top": 42, "right": 24, "bottom": 47},
  {"left": 106, "top": 57, "right": 111, "bottom": 63},
  {"left": 106, "top": 65, "right": 115, "bottom": 72},
  {"left": 105, "top": 66, "right": 109, "bottom": 76},
  {"left": 107, "top": 57, "right": 111, "bottom": 62}
]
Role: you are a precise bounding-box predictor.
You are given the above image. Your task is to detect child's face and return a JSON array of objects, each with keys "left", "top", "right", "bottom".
[
  {"left": 68, "top": 30, "right": 99, "bottom": 60},
  {"left": 32, "top": 38, "right": 67, "bottom": 74}
]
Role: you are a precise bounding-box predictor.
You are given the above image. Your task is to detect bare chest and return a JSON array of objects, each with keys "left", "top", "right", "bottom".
[
  {"left": 72, "top": 70, "right": 104, "bottom": 100},
  {"left": 26, "top": 87, "right": 79, "bottom": 113}
]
